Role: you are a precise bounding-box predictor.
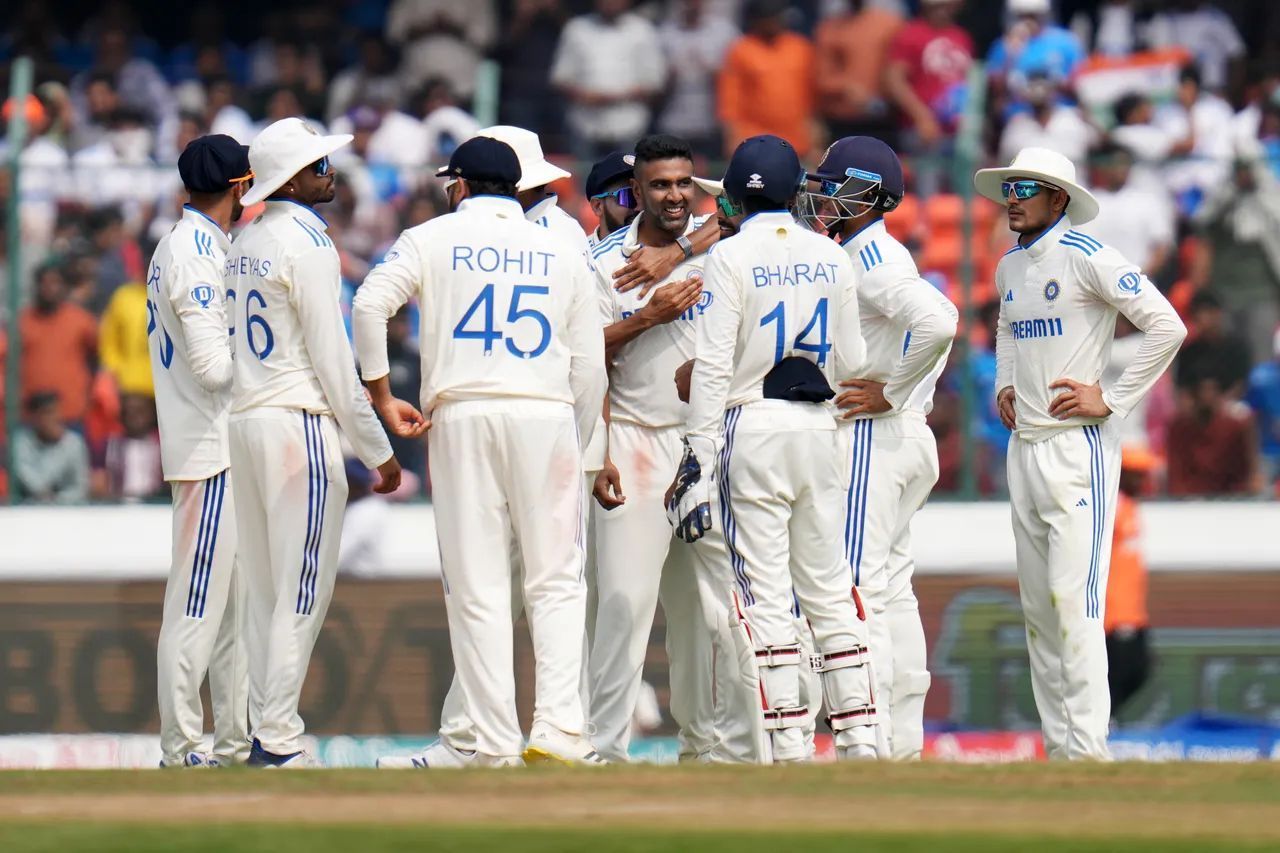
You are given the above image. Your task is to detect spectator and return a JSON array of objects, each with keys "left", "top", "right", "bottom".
[
  {"left": 386, "top": 0, "right": 496, "bottom": 101},
  {"left": 1104, "top": 317, "right": 1172, "bottom": 452},
  {"left": 331, "top": 81, "right": 428, "bottom": 168},
  {"left": 99, "top": 278, "right": 153, "bottom": 397},
  {"left": 1155, "top": 64, "right": 1234, "bottom": 216},
  {"left": 1176, "top": 290, "right": 1253, "bottom": 399},
  {"left": 718, "top": 0, "right": 816, "bottom": 157},
  {"left": 326, "top": 32, "right": 402, "bottom": 124},
  {"left": 813, "top": 0, "right": 902, "bottom": 142},
  {"left": 494, "top": 0, "right": 569, "bottom": 146},
  {"left": 12, "top": 392, "right": 91, "bottom": 504},
  {"left": 205, "top": 74, "right": 254, "bottom": 144},
  {"left": 1192, "top": 151, "right": 1280, "bottom": 362},
  {"left": 1109, "top": 92, "right": 1193, "bottom": 198},
  {"left": 84, "top": 207, "right": 145, "bottom": 313},
  {"left": 70, "top": 25, "right": 177, "bottom": 158},
  {"left": 1167, "top": 376, "right": 1261, "bottom": 497},
  {"left": 71, "top": 109, "right": 164, "bottom": 226},
  {"left": 965, "top": 298, "right": 1011, "bottom": 495},
  {"left": 1, "top": 93, "right": 67, "bottom": 253},
  {"left": 996, "top": 72, "right": 1097, "bottom": 173},
  {"left": 1246, "top": 329, "right": 1280, "bottom": 492},
  {"left": 93, "top": 392, "right": 165, "bottom": 502},
  {"left": 1070, "top": 0, "right": 1146, "bottom": 58},
  {"left": 416, "top": 78, "right": 481, "bottom": 165},
  {"left": 883, "top": 0, "right": 973, "bottom": 196},
  {"left": 1105, "top": 446, "right": 1154, "bottom": 719},
  {"left": 1146, "top": 0, "right": 1245, "bottom": 93},
  {"left": 1087, "top": 142, "right": 1174, "bottom": 279},
  {"left": 987, "top": 0, "right": 1085, "bottom": 115},
  {"left": 656, "top": 0, "right": 740, "bottom": 159},
  {"left": 72, "top": 71, "right": 121, "bottom": 153},
  {"left": 551, "top": 0, "right": 666, "bottom": 160},
  {"left": 19, "top": 263, "right": 98, "bottom": 428},
  {"left": 249, "top": 39, "right": 327, "bottom": 121}
]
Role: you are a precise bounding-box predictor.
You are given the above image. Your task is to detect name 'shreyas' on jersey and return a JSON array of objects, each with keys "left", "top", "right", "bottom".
[
  {"left": 146, "top": 205, "right": 236, "bottom": 481},
  {"left": 685, "top": 211, "right": 864, "bottom": 451},
  {"left": 351, "top": 195, "right": 606, "bottom": 446},
  {"left": 994, "top": 214, "right": 1186, "bottom": 441},
  {"left": 225, "top": 199, "right": 392, "bottom": 468},
  {"left": 839, "top": 219, "right": 958, "bottom": 418},
  {"left": 591, "top": 213, "right": 711, "bottom": 429}
]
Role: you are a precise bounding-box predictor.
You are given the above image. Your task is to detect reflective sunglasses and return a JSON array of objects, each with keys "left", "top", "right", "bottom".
[
  {"left": 591, "top": 186, "right": 636, "bottom": 209},
  {"left": 716, "top": 194, "right": 744, "bottom": 219},
  {"left": 311, "top": 156, "right": 332, "bottom": 178},
  {"left": 1002, "top": 180, "right": 1057, "bottom": 200}
]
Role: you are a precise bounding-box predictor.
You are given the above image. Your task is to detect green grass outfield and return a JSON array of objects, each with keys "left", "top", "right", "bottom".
[{"left": 1, "top": 762, "right": 1277, "bottom": 852}]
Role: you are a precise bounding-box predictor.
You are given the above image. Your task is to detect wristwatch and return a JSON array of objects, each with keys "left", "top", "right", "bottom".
[{"left": 676, "top": 235, "right": 694, "bottom": 260}]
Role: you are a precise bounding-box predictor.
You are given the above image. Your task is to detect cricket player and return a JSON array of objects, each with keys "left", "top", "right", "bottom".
[
  {"left": 975, "top": 147, "right": 1186, "bottom": 759},
  {"left": 588, "top": 133, "right": 716, "bottom": 762},
  {"left": 671, "top": 135, "right": 880, "bottom": 762},
  {"left": 803, "top": 137, "right": 958, "bottom": 760},
  {"left": 355, "top": 136, "right": 607, "bottom": 767},
  {"left": 585, "top": 150, "right": 638, "bottom": 248},
  {"left": 150, "top": 135, "right": 253, "bottom": 767},
  {"left": 228, "top": 118, "right": 402, "bottom": 768}
]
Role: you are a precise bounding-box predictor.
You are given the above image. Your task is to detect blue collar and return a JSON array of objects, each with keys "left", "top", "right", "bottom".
[
  {"left": 267, "top": 197, "right": 330, "bottom": 229},
  {"left": 839, "top": 217, "right": 885, "bottom": 249},
  {"left": 1019, "top": 212, "right": 1070, "bottom": 259}
]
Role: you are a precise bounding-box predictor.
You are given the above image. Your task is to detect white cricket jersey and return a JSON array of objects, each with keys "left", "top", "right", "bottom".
[
  {"left": 838, "top": 219, "right": 958, "bottom": 417},
  {"left": 226, "top": 200, "right": 392, "bottom": 468},
  {"left": 592, "top": 213, "right": 711, "bottom": 429},
  {"left": 686, "top": 211, "right": 864, "bottom": 447},
  {"left": 527, "top": 194, "right": 591, "bottom": 258},
  {"left": 351, "top": 195, "right": 607, "bottom": 445},
  {"left": 994, "top": 214, "right": 1187, "bottom": 442},
  {"left": 146, "top": 206, "right": 235, "bottom": 481}
]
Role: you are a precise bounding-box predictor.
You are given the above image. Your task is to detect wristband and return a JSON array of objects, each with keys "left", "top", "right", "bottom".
[{"left": 676, "top": 235, "right": 694, "bottom": 260}]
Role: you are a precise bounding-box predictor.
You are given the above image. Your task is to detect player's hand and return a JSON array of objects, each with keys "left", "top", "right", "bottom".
[
  {"left": 835, "top": 378, "right": 891, "bottom": 418},
  {"left": 666, "top": 437, "right": 714, "bottom": 543},
  {"left": 377, "top": 397, "right": 430, "bottom": 438},
  {"left": 638, "top": 275, "right": 703, "bottom": 326},
  {"left": 373, "top": 456, "right": 402, "bottom": 495},
  {"left": 674, "top": 358, "right": 695, "bottom": 404},
  {"left": 614, "top": 244, "right": 685, "bottom": 296},
  {"left": 997, "top": 386, "right": 1017, "bottom": 430},
  {"left": 593, "top": 460, "right": 626, "bottom": 510},
  {"left": 1048, "top": 378, "right": 1111, "bottom": 420}
]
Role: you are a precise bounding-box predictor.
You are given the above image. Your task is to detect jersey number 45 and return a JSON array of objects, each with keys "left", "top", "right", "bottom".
[{"left": 453, "top": 284, "right": 551, "bottom": 359}]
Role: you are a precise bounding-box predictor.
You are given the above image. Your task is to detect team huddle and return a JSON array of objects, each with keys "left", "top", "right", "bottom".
[{"left": 149, "top": 112, "right": 1185, "bottom": 767}]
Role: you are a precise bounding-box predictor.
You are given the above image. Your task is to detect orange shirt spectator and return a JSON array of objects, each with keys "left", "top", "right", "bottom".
[
  {"left": 814, "top": 0, "right": 902, "bottom": 133},
  {"left": 718, "top": 1, "right": 816, "bottom": 156},
  {"left": 20, "top": 264, "right": 98, "bottom": 425},
  {"left": 1105, "top": 491, "right": 1148, "bottom": 634}
]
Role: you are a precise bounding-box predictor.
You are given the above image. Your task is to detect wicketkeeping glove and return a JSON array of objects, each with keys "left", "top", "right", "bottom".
[{"left": 666, "top": 436, "right": 715, "bottom": 543}]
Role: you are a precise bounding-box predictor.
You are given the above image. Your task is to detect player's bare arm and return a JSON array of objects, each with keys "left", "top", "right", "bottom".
[
  {"left": 363, "top": 374, "right": 430, "bottom": 439},
  {"left": 674, "top": 358, "right": 694, "bottom": 403},
  {"left": 997, "top": 385, "right": 1017, "bottom": 429},
  {"left": 613, "top": 216, "right": 720, "bottom": 295}
]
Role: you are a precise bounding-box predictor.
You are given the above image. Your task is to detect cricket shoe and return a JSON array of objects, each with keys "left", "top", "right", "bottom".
[
  {"left": 159, "top": 751, "right": 211, "bottom": 768},
  {"left": 522, "top": 726, "right": 607, "bottom": 766},
  {"left": 247, "top": 738, "right": 323, "bottom": 769},
  {"left": 378, "top": 740, "right": 521, "bottom": 769}
]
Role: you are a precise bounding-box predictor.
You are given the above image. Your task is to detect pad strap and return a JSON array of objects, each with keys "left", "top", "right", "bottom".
[
  {"left": 755, "top": 644, "right": 803, "bottom": 668},
  {"left": 762, "top": 706, "right": 809, "bottom": 731},
  {"left": 814, "top": 644, "right": 870, "bottom": 672},
  {"left": 827, "top": 704, "right": 877, "bottom": 731}
]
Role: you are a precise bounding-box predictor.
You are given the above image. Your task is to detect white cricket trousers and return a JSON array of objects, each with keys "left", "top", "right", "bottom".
[
  {"left": 589, "top": 420, "right": 714, "bottom": 762},
  {"left": 840, "top": 413, "right": 937, "bottom": 760},
  {"left": 230, "top": 408, "right": 348, "bottom": 755},
  {"left": 1008, "top": 421, "right": 1119, "bottom": 760},
  {"left": 157, "top": 470, "right": 249, "bottom": 764},
  {"left": 430, "top": 399, "right": 589, "bottom": 759},
  {"left": 721, "top": 401, "right": 878, "bottom": 761}
]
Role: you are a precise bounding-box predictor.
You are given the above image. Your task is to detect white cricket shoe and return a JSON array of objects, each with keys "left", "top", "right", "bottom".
[
  {"left": 266, "top": 750, "right": 323, "bottom": 769},
  {"left": 522, "top": 726, "right": 607, "bottom": 766},
  {"left": 378, "top": 740, "right": 523, "bottom": 769},
  {"left": 159, "top": 751, "right": 211, "bottom": 768}
]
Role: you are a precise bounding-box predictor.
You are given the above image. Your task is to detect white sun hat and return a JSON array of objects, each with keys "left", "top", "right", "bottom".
[
  {"left": 693, "top": 177, "right": 723, "bottom": 197},
  {"left": 476, "top": 125, "right": 570, "bottom": 191},
  {"left": 974, "top": 146, "right": 1099, "bottom": 224},
  {"left": 241, "top": 117, "right": 354, "bottom": 206}
]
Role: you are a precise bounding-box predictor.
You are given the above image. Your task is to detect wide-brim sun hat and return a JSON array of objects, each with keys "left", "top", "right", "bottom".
[
  {"left": 477, "top": 125, "right": 570, "bottom": 192},
  {"left": 241, "top": 117, "right": 354, "bottom": 206},
  {"left": 974, "top": 146, "right": 1099, "bottom": 224},
  {"left": 693, "top": 177, "right": 723, "bottom": 197}
]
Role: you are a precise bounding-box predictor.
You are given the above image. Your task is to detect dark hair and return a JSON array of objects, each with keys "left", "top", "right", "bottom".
[
  {"left": 633, "top": 133, "right": 694, "bottom": 167},
  {"left": 86, "top": 71, "right": 117, "bottom": 90},
  {"left": 466, "top": 179, "right": 519, "bottom": 199},
  {"left": 25, "top": 391, "right": 59, "bottom": 414},
  {"left": 1089, "top": 140, "right": 1132, "bottom": 165},
  {"left": 1179, "top": 63, "right": 1202, "bottom": 88},
  {"left": 1112, "top": 92, "right": 1147, "bottom": 125},
  {"left": 1189, "top": 289, "right": 1223, "bottom": 313}
]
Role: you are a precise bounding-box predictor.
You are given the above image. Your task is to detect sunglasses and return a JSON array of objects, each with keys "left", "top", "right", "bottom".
[
  {"left": 716, "top": 194, "right": 744, "bottom": 219},
  {"left": 228, "top": 169, "right": 255, "bottom": 189},
  {"left": 591, "top": 186, "right": 636, "bottom": 208},
  {"left": 1002, "top": 180, "right": 1058, "bottom": 200},
  {"left": 311, "top": 156, "right": 332, "bottom": 178}
]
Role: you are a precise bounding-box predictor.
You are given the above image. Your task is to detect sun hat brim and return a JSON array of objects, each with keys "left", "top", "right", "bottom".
[
  {"left": 693, "top": 177, "right": 724, "bottom": 197},
  {"left": 241, "top": 133, "right": 354, "bottom": 206},
  {"left": 974, "top": 165, "right": 1099, "bottom": 224}
]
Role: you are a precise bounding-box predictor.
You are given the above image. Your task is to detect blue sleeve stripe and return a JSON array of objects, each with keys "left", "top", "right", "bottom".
[
  {"left": 1059, "top": 236, "right": 1097, "bottom": 256},
  {"left": 293, "top": 217, "right": 332, "bottom": 248},
  {"left": 1066, "top": 230, "right": 1102, "bottom": 250}
]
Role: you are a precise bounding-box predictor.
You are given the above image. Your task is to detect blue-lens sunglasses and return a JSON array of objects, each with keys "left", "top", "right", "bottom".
[
  {"left": 1002, "top": 179, "right": 1059, "bottom": 200},
  {"left": 312, "top": 155, "right": 332, "bottom": 177},
  {"left": 591, "top": 186, "right": 636, "bottom": 209}
]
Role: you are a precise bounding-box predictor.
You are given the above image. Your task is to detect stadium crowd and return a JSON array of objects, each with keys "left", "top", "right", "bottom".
[{"left": 2, "top": 0, "right": 1279, "bottom": 504}]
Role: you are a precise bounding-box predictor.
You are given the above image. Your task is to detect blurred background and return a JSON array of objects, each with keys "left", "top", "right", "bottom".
[{"left": 0, "top": 0, "right": 1277, "bottom": 763}]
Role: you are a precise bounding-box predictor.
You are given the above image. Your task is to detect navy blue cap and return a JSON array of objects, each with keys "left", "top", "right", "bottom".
[
  {"left": 723, "top": 135, "right": 806, "bottom": 205},
  {"left": 435, "top": 136, "right": 522, "bottom": 184},
  {"left": 585, "top": 151, "right": 635, "bottom": 198},
  {"left": 178, "top": 134, "right": 251, "bottom": 193},
  {"left": 811, "top": 136, "right": 905, "bottom": 201}
]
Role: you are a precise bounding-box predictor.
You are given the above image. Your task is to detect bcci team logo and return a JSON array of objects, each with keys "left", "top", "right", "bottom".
[
  {"left": 1043, "top": 279, "right": 1061, "bottom": 303},
  {"left": 191, "top": 284, "right": 215, "bottom": 308},
  {"left": 746, "top": 173, "right": 765, "bottom": 190},
  {"left": 1118, "top": 272, "right": 1142, "bottom": 294}
]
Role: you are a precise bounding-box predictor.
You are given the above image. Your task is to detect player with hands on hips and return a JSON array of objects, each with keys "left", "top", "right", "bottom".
[
  {"left": 227, "top": 118, "right": 400, "bottom": 769},
  {"left": 975, "top": 147, "right": 1186, "bottom": 760},
  {"left": 801, "top": 136, "right": 958, "bottom": 760},
  {"left": 677, "top": 135, "right": 881, "bottom": 763},
  {"left": 151, "top": 134, "right": 254, "bottom": 768}
]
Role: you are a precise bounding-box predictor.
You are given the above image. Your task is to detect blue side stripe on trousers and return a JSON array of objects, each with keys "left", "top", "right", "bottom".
[
  {"left": 193, "top": 472, "right": 227, "bottom": 618},
  {"left": 309, "top": 415, "right": 330, "bottom": 614},
  {"left": 719, "top": 407, "right": 753, "bottom": 606},
  {"left": 297, "top": 414, "right": 325, "bottom": 615},
  {"left": 843, "top": 420, "right": 873, "bottom": 585},
  {"left": 1083, "top": 425, "right": 1103, "bottom": 620},
  {"left": 185, "top": 475, "right": 216, "bottom": 617}
]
